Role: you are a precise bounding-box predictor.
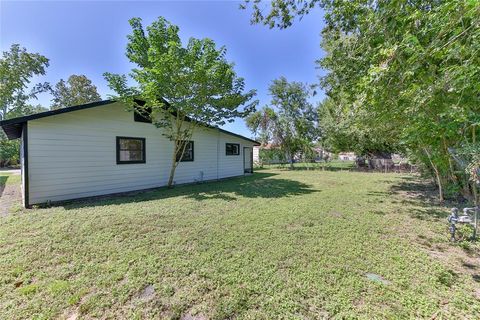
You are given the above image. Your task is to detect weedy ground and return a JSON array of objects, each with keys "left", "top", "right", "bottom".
[{"left": 0, "top": 166, "right": 479, "bottom": 319}]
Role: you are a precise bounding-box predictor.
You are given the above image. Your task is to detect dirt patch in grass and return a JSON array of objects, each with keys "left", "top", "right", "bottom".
[
  {"left": 0, "top": 173, "right": 22, "bottom": 217},
  {"left": 0, "top": 183, "right": 22, "bottom": 216},
  {"left": 138, "top": 284, "right": 155, "bottom": 301}
]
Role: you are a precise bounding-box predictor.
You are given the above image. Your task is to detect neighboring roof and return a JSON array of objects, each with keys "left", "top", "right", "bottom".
[{"left": 0, "top": 99, "right": 260, "bottom": 145}]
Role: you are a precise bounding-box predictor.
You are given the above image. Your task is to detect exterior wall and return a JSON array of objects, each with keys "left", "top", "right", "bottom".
[
  {"left": 253, "top": 146, "right": 260, "bottom": 164},
  {"left": 338, "top": 152, "right": 356, "bottom": 161},
  {"left": 26, "top": 102, "right": 255, "bottom": 204},
  {"left": 20, "top": 125, "right": 27, "bottom": 207},
  {"left": 218, "top": 132, "right": 250, "bottom": 178}
]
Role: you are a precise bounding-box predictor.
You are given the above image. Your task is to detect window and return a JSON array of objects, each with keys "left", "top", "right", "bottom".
[
  {"left": 116, "top": 137, "right": 146, "bottom": 164},
  {"left": 176, "top": 140, "right": 194, "bottom": 162},
  {"left": 226, "top": 143, "right": 240, "bottom": 156}
]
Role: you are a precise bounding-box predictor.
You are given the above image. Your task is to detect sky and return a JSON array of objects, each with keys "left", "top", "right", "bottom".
[{"left": 0, "top": 0, "right": 325, "bottom": 138}]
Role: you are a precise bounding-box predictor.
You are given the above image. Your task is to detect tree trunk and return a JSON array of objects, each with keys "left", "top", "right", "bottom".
[
  {"left": 167, "top": 134, "right": 192, "bottom": 188},
  {"left": 432, "top": 164, "right": 444, "bottom": 203},
  {"left": 424, "top": 147, "right": 444, "bottom": 203},
  {"left": 167, "top": 140, "right": 180, "bottom": 188}
]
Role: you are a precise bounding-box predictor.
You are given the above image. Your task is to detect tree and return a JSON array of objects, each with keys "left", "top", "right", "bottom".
[
  {"left": 0, "top": 104, "right": 48, "bottom": 167},
  {"left": 244, "top": 0, "right": 480, "bottom": 202},
  {"left": 0, "top": 44, "right": 50, "bottom": 121},
  {"left": 240, "top": 0, "right": 320, "bottom": 29},
  {"left": 245, "top": 106, "right": 276, "bottom": 145},
  {"left": 51, "top": 74, "right": 101, "bottom": 109},
  {"left": 246, "top": 77, "right": 318, "bottom": 168},
  {"left": 0, "top": 44, "right": 50, "bottom": 167},
  {"left": 315, "top": 0, "right": 479, "bottom": 202},
  {"left": 105, "top": 17, "right": 257, "bottom": 187}
]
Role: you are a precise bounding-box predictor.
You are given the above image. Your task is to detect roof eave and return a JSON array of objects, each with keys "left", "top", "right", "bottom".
[{"left": 0, "top": 99, "right": 260, "bottom": 145}]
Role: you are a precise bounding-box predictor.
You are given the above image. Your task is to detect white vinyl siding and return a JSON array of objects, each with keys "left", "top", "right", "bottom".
[{"left": 26, "top": 102, "right": 255, "bottom": 204}]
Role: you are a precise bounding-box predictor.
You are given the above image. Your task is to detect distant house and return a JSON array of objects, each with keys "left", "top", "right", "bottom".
[
  {"left": 313, "top": 147, "right": 333, "bottom": 162},
  {"left": 0, "top": 100, "right": 259, "bottom": 207},
  {"left": 338, "top": 152, "right": 356, "bottom": 161},
  {"left": 252, "top": 144, "right": 286, "bottom": 165}
]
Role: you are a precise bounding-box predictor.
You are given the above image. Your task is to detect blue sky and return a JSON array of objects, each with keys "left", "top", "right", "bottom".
[{"left": 0, "top": 0, "right": 325, "bottom": 138}]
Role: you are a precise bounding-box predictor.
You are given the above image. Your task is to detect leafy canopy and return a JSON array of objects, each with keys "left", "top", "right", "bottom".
[
  {"left": 246, "top": 77, "right": 318, "bottom": 165},
  {"left": 0, "top": 44, "right": 50, "bottom": 121},
  {"left": 51, "top": 74, "right": 101, "bottom": 109},
  {"left": 104, "top": 17, "right": 257, "bottom": 137},
  {"left": 244, "top": 0, "right": 480, "bottom": 201}
]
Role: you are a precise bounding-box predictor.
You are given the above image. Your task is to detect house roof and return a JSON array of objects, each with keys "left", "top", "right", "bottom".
[{"left": 0, "top": 99, "right": 260, "bottom": 145}]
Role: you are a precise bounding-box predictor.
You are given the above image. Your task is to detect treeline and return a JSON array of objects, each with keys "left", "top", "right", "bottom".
[
  {"left": 0, "top": 44, "right": 102, "bottom": 166},
  {"left": 244, "top": 0, "right": 479, "bottom": 203}
]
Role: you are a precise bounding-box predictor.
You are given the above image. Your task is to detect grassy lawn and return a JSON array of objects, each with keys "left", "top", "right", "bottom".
[
  {"left": 0, "top": 172, "right": 21, "bottom": 189},
  {"left": 0, "top": 169, "right": 479, "bottom": 319}
]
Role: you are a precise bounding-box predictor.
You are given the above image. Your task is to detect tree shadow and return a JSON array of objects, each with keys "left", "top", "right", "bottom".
[
  {"left": 389, "top": 176, "right": 451, "bottom": 220},
  {"left": 0, "top": 175, "right": 8, "bottom": 198},
  {"left": 61, "top": 172, "right": 317, "bottom": 210},
  {"left": 256, "top": 165, "right": 353, "bottom": 172}
]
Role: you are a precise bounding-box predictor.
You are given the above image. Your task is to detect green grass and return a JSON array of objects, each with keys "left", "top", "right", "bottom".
[
  {"left": 0, "top": 169, "right": 479, "bottom": 319},
  {"left": 257, "top": 160, "right": 355, "bottom": 171},
  {"left": 0, "top": 172, "right": 21, "bottom": 188}
]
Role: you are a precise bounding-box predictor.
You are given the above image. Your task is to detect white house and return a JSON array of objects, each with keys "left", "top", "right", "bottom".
[
  {"left": 0, "top": 100, "right": 259, "bottom": 207},
  {"left": 338, "top": 152, "right": 356, "bottom": 161}
]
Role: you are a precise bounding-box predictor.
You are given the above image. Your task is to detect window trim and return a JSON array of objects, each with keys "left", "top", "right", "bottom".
[
  {"left": 176, "top": 140, "right": 194, "bottom": 162},
  {"left": 116, "top": 136, "right": 146, "bottom": 164},
  {"left": 225, "top": 143, "right": 240, "bottom": 156}
]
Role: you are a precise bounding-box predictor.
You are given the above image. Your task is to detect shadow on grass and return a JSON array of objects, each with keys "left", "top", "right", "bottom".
[
  {"left": 389, "top": 176, "right": 451, "bottom": 220},
  {"left": 61, "top": 172, "right": 317, "bottom": 210},
  {"left": 0, "top": 175, "right": 8, "bottom": 198},
  {"left": 255, "top": 165, "right": 352, "bottom": 172}
]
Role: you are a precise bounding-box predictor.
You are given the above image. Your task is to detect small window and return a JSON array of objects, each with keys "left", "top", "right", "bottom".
[
  {"left": 116, "top": 137, "right": 146, "bottom": 164},
  {"left": 226, "top": 143, "right": 240, "bottom": 156},
  {"left": 176, "top": 140, "right": 194, "bottom": 162}
]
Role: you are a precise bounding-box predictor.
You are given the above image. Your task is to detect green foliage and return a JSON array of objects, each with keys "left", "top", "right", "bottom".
[
  {"left": 50, "top": 74, "right": 101, "bottom": 109},
  {"left": 246, "top": 1, "right": 480, "bottom": 201},
  {"left": 0, "top": 104, "right": 48, "bottom": 167},
  {"left": 240, "top": 0, "right": 321, "bottom": 29},
  {"left": 259, "top": 148, "right": 286, "bottom": 165},
  {"left": 317, "top": 97, "right": 400, "bottom": 157},
  {"left": 246, "top": 77, "right": 318, "bottom": 167},
  {"left": 104, "top": 17, "right": 257, "bottom": 186},
  {"left": 0, "top": 136, "right": 19, "bottom": 167},
  {"left": 0, "top": 44, "right": 50, "bottom": 167},
  {"left": 456, "top": 143, "right": 480, "bottom": 185},
  {"left": 0, "top": 44, "right": 50, "bottom": 121},
  {"left": 18, "top": 284, "right": 39, "bottom": 296},
  {"left": 317, "top": 0, "right": 480, "bottom": 201}
]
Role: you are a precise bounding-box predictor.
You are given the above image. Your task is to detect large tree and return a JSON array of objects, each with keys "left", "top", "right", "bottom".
[
  {"left": 0, "top": 44, "right": 50, "bottom": 167},
  {"left": 246, "top": 77, "right": 318, "bottom": 168},
  {"left": 105, "top": 17, "right": 257, "bottom": 187},
  {"left": 244, "top": 0, "right": 480, "bottom": 202},
  {"left": 51, "top": 74, "right": 101, "bottom": 109},
  {"left": 0, "top": 44, "right": 50, "bottom": 121}
]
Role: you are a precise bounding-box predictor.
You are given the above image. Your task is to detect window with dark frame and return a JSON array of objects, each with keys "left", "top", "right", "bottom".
[
  {"left": 226, "top": 143, "right": 240, "bottom": 156},
  {"left": 116, "top": 137, "right": 146, "bottom": 164},
  {"left": 176, "top": 140, "right": 194, "bottom": 162}
]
